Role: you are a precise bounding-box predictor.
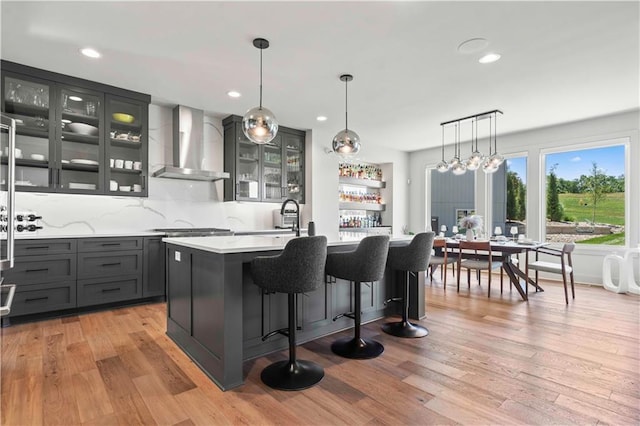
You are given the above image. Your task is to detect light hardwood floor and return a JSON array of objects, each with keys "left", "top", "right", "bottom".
[{"left": 2, "top": 272, "right": 639, "bottom": 425}]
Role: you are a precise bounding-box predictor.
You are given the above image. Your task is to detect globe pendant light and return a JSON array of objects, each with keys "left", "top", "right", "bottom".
[
  {"left": 332, "top": 74, "right": 361, "bottom": 157},
  {"left": 450, "top": 122, "right": 467, "bottom": 175},
  {"left": 482, "top": 112, "right": 504, "bottom": 174},
  {"left": 435, "top": 125, "right": 450, "bottom": 172},
  {"left": 466, "top": 118, "right": 484, "bottom": 171},
  {"left": 242, "top": 38, "right": 278, "bottom": 145}
]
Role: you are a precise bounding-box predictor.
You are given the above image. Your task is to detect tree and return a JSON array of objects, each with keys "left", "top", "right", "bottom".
[
  {"left": 547, "top": 164, "right": 564, "bottom": 221},
  {"left": 507, "top": 171, "right": 527, "bottom": 221},
  {"left": 583, "top": 162, "right": 609, "bottom": 224},
  {"left": 506, "top": 171, "right": 518, "bottom": 219}
]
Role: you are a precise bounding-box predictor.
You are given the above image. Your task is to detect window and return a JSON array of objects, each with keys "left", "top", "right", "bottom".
[
  {"left": 494, "top": 156, "right": 528, "bottom": 239},
  {"left": 543, "top": 143, "right": 626, "bottom": 245}
]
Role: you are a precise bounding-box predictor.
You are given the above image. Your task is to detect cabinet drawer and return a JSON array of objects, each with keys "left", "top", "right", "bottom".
[
  {"left": 3, "top": 254, "right": 76, "bottom": 285},
  {"left": 77, "top": 251, "right": 142, "bottom": 279},
  {"left": 8, "top": 281, "right": 76, "bottom": 317},
  {"left": 3, "top": 239, "right": 76, "bottom": 256},
  {"left": 77, "top": 237, "right": 143, "bottom": 252},
  {"left": 77, "top": 275, "right": 141, "bottom": 307}
]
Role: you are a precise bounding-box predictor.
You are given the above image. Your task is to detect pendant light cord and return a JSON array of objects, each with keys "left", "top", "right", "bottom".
[
  {"left": 344, "top": 79, "right": 349, "bottom": 132},
  {"left": 259, "top": 48, "right": 263, "bottom": 109},
  {"left": 489, "top": 115, "right": 493, "bottom": 155},
  {"left": 493, "top": 111, "right": 497, "bottom": 153},
  {"left": 441, "top": 125, "right": 445, "bottom": 160}
]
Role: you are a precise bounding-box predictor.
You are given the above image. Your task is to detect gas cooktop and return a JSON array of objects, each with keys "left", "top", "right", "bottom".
[{"left": 154, "top": 228, "right": 233, "bottom": 237}]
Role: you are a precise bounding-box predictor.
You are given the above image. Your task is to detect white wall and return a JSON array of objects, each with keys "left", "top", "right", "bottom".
[{"left": 408, "top": 109, "right": 640, "bottom": 285}]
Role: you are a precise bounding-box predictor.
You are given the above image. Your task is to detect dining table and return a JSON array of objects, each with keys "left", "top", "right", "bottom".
[{"left": 441, "top": 238, "right": 549, "bottom": 301}]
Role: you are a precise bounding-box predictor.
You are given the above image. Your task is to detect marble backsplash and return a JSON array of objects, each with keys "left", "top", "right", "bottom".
[{"left": 14, "top": 104, "right": 300, "bottom": 236}]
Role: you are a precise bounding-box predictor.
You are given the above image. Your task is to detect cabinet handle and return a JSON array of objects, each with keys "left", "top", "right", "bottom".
[
  {"left": 142, "top": 176, "right": 146, "bottom": 190},
  {"left": 101, "top": 287, "right": 121, "bottom": 293},
  {"left": 101, "top": 262, "right": 121, "bottom": 267},
  {"left": 25, "top": 246, "right": 49, "bottom": 250},
  {"left": 101, "top": 243, "right": 121, "bottom": 246},
  {"left": 25, "top": 296, "right": 49, "bottom": 303},
  {"left": 25, "top": 268, "right": 49, "bottom": 273}
]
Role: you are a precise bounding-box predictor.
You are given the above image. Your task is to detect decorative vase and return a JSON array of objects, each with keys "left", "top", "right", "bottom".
[{"left": 466, "top": 228, "right": 474, "bottom": 241}]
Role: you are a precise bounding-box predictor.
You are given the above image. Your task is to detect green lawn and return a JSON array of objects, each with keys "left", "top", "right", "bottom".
[
  {"left": 577, "top": 232, "right": 625, "bottom": 245},
  {"left": 559, "top": 192, "right": 625, "bottom": 226}
]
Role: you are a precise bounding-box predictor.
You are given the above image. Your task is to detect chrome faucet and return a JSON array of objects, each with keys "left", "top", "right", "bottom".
[{"left": 281, "top": 198, "right": 300, "bottom": 237}]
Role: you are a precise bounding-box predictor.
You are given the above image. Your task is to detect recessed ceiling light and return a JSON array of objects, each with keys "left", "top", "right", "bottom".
[
  {"left": 61, "top": 119, "right": 72, "bottom": 124},
  {"left": 68, "top": 96, "right": 83, "bottom": 102},
  {"left": 479, "top": 53, "right": 501, "bottom": 64},
  {"left": 457, "top": 38, "right": 489, "bottom": 54},
  {"left": 316, "top": 116, "right": 327, "bottom": 122},
  {"left": 80, "top": 48, "right": 101, "bottom": 58},
  {"left": 227, "top": 91, "right": 241, "bottom": 98}
]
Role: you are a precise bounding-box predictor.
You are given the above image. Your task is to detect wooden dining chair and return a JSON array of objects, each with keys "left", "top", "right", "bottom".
[
  {"left": 527, "top": 243, "right": 575, "bottom": 304},
  {"left": 456, "top": 240, "right": 503, "bottom": 297},
  {"left": 428, "top": 238, "right": 456, "bottom": 290}
]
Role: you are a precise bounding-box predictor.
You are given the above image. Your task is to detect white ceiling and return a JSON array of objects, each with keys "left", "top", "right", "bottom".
[{"left": 1, "top": 1, "right": 638, "bottom": 152}]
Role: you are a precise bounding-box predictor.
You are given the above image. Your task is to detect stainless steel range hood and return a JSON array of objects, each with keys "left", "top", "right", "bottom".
[{"left": 152, "top": 105, "right": 230, "bottom": 181}]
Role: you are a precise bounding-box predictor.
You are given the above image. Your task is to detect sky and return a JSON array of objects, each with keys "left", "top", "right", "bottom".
[
  {"left": 545, "top": 145, "right": 625, "bottom": 180},
  {"left": 505, "top": 145, "right": 626, "bottom": 182},
  {"left": 506, "top": 157, "right": 527, "bottom": 183}
]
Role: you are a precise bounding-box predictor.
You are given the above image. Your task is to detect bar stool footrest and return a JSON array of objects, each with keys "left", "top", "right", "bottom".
[
  {"left": 331, "top": 336, "right": 384, "bottom": 359},
  {"left": 382, "top": 321, "right": 429, "bottom": 338},
  {"left": 261, "top": 360, "right": 324, "bottom": 391},
  {"left": 262, "top": 328, "right": 288, "bottom": 341}
]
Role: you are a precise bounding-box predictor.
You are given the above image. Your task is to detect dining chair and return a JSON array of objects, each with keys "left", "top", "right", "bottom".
[
  {"left": 429, "top": 238, "right": 456, "bottom": 290},
  {"left": 456, "top": 240, "right": 502, "bottom": 297},
  {"left": 527, "top": 243, "right": 575, "bottom": 304}
]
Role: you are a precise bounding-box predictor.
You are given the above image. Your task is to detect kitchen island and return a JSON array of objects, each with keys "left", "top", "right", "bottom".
[{"left": 163, "top": 234, "right": 426, "bottom": 391}]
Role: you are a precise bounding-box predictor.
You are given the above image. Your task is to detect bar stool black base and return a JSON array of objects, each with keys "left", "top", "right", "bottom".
[
  {"left": 260, "top": 360, "right": 324, "bottom": 391},
  {"left": 331, "top": 337, "right": 384, "bottom": 359},
  {"left": 382, "top": 320, "right": 429, "bottom": 338}
]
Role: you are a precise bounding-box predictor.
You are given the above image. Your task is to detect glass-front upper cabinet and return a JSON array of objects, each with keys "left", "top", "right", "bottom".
[
  {"left": 236, "top": 136, "right": 260, "bottom": 200},
  {"left": 56, "top": 86, "right": 104, "bottom": 193},
  {"left": 105, "top": 95, "right": 148, "bottom": 196},
  {"left": 283, "top": 132, "right": 304, "bottom": 202},
  {"left": 262, "top": 134, "right": 283, "bottom": 202},
  {"left": 1, "top": 73, "right": 54, "bottom": 191}
]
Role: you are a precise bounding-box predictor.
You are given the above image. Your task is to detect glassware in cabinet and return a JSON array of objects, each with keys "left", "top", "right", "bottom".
[
  {"left": 105, "top": 95, "right": 148, "bottom": 196},
  {"left": 57, "top": 86, "right": 104, "bottom": 193},
  {"left": 283, "top": 132, "right": 304, "bottom": 202},
  {"left": 262, "top": 136, "right": 283, "bottom": 201},
  {"left": 1, "top": 74, "right": 54, "bottom": 191}
]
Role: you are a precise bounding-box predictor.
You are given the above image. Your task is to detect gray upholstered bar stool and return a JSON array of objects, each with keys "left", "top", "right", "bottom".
[
  {"left": 382, "top": 232, "right": 435, "bottom": 338},
  {"left": 326, "top": 235, "right": 390, "bottom": 359},
  {"left": 251, "top": 236, "right": 327, "bottom": 391}
]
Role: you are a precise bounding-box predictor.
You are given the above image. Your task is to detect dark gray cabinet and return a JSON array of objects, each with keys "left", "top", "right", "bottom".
[
  {"left": 1, "top": 60, "right": 150, "bottom": 196},
  {"left": 167, "top": 245, "right": 191, "bottom": 334},
  {"left": 3, "top": 235, "right": 161, "bottom": 322},
  {"left": 2, "top": 239, "right": 77, "bottom": 318},
  {"left": 223, "top": 115, "right": 305, "bottom": 203},
  {"left": 143, "top": 237, "right": 165, "bottom": 298}
]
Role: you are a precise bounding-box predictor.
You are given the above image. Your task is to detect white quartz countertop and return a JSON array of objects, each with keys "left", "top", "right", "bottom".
[{"left": 163, "top": 234, "right": 413, "bottom": 254}]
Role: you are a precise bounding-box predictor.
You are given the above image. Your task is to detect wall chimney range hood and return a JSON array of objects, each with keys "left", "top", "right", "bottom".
[{"left": 152, "top": 105, "right": 230, "bottom": 181}]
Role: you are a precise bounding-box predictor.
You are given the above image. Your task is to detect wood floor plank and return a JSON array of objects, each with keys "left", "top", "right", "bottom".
[
  {"left": 72, "top": 369, "right": 114, "bottom": 423},
  {"left": 132, "top": 373, "right": 191, "bottom": 425},
  {"left": 1, "top": 273, "right": 638, "bottom": 426},
  {"left": 129, "top": 330, "right": 196, "bottom": 395}
]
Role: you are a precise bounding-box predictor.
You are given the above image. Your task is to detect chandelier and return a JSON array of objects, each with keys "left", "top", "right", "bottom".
[{"left": 437, "top": 110, "right": 504, "bottom": 175}]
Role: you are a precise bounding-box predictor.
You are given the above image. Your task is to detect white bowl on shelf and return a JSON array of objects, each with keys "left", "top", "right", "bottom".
[
  {"left": 30, "top": 154, "right": 46, "bottom": 161},
  {"left": 68, "top": 122, "right": 98, "bottom": 136},
  {"left": 119, "top": 186, "right": 131, "bottom": 192}
]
